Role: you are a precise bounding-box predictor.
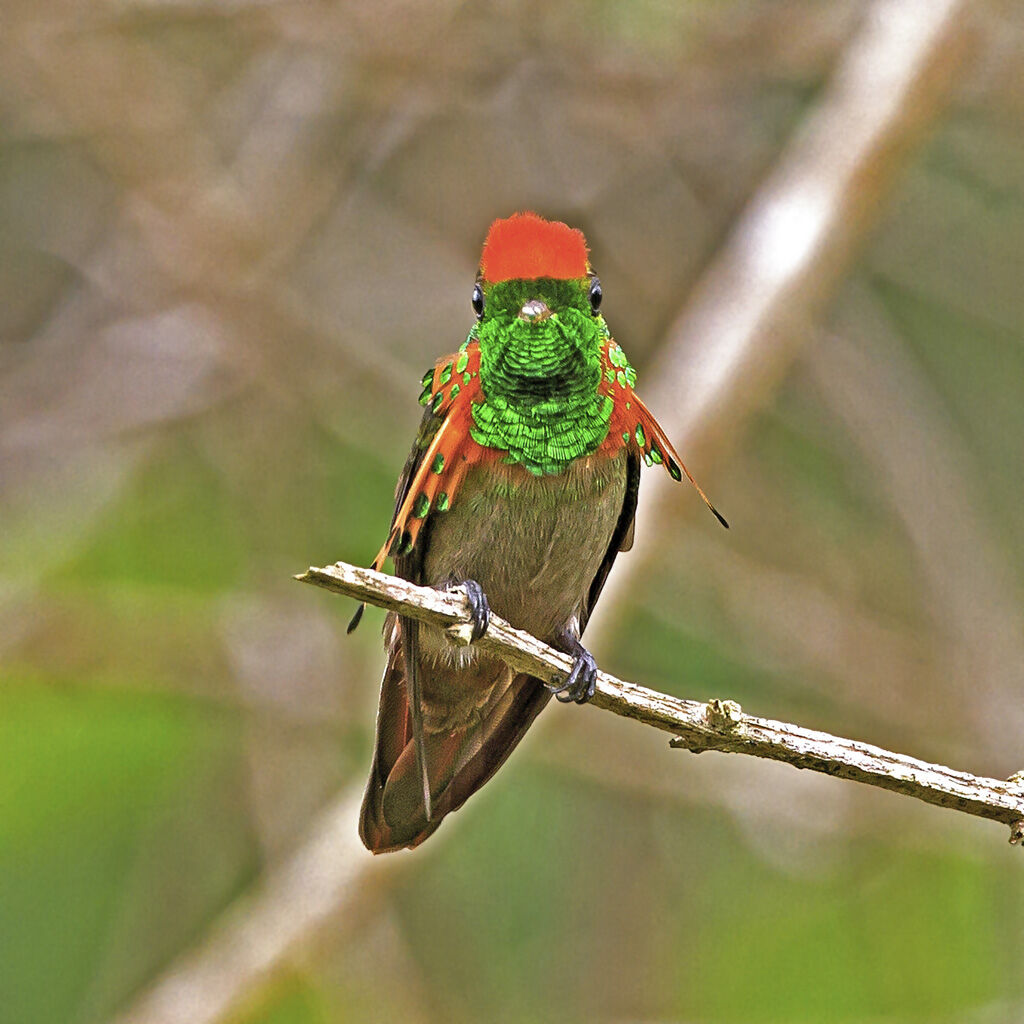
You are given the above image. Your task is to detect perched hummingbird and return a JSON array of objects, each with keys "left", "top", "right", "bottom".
[{"left": 354, "top": 212, "right": 725, "bottom": 853}]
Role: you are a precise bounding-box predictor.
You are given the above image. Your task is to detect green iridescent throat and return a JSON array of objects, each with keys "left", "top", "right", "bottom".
[{"left": 471, "top": 277, "right": 612, "bottom": 476}]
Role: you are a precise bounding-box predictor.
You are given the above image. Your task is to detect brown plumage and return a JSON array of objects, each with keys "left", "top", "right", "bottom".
[{"left": 360, "top": 450, "right": 637, "bottom": 852}]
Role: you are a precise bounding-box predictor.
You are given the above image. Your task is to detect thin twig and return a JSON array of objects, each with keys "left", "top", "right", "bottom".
[{"left": 298, "top": 560, "right": 1024, "bottom": 844}]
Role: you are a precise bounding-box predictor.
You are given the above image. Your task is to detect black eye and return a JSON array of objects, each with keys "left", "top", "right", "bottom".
[
  {"left": 472, "top": 282, "right": 485, "bottom": 319},
  {"left": 589, "top": 277, "right": 602, "bottom": 313}
]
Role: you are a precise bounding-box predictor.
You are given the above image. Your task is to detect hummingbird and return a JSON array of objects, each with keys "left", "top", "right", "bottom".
[{"left": 352, "top": 212, "right": 726, "bottom": 853}]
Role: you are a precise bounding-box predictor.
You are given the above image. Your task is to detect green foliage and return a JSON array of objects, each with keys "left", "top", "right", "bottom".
[
  {"left": 873, "top": 275, "right": 1024, "bottom": 580},
  {"left": 382, "top": 760, "right": 1023, "bottom": 1023},
  {"left": 61, "top": 438, "right": 248, "bottom": 593},
  {"left": 0, "top": 675, "right": 257, "bottom": 1024},
  {"left": 687, "top": 846, "right": 1001, "bottom": 1022},
  {"left": 232, "top": 976, "right": 336, "bottom": 1024}
]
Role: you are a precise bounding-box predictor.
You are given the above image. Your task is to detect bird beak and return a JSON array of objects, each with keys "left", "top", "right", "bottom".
[{"left": 519, "top": 299, "right": 552, "bottom": 323}]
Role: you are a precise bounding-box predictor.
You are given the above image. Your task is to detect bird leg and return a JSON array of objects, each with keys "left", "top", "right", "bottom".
[{"left": 548, "top": 628, "right": 598, "bottom": 704}]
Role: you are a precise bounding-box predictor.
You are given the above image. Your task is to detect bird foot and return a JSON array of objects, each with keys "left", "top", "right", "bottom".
[
  {"left": 443, "top": 578, "right": 491, "bottom": 646},
  {"left": 547, "top": 630, "right": 598, "bottom": 704},
  {"left": 461, "top": 579, "right": 490, "bottom": 642}
]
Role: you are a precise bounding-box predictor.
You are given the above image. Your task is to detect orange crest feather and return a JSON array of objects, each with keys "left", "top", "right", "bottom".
[{"left": 479, "top": 212, "right": 589, "bottom": 283}]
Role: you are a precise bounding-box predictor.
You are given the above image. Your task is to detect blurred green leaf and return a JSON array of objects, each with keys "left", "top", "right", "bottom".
[
  {"left": 0, "top": 674, "right": 257, "bottom": 1024},
  {"left": 61, "top": 437, "right": 248, "bottom": 593},
  {"left": 231, "top": 975, "right": 335, "bottom": 1024}
]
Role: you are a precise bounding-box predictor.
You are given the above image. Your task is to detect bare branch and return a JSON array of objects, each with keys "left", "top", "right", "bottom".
[{"left": 298, "top": 560, "right": 1024, "bottom": 845}]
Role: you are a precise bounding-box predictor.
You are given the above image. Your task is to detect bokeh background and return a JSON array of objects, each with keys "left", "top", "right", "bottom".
[{"left": 2, "top": 1, "right": 1023, "bottom": 1022}]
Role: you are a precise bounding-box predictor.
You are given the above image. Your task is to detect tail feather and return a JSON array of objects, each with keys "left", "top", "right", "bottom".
[{"left": 359, "top": 627, "right": 551, "bottom": 853}]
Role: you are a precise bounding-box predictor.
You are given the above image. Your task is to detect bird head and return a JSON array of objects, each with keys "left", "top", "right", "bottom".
[{"left": 472, "top": 212, "right": 606, "bottom": 399}]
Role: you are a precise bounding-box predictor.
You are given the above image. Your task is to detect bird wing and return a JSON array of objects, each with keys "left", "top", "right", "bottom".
[
  {"left": 354, "top": 365, "right": 452, "bottom": 846},
  {"left": 580, "top": 449, "right": 641, "bottom": 634}
]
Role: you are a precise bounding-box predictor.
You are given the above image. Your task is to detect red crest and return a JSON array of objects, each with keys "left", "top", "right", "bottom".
[{"left": 479, "top": 212, "right": 589, "bottom": 283}]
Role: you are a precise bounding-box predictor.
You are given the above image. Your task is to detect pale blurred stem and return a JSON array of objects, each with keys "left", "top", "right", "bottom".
[
  {"left": 298, "top": 561, "right": 1024, "bottom": 845},
  {"left": 589, "top": 0, "right": 975, "bottom": 628}
]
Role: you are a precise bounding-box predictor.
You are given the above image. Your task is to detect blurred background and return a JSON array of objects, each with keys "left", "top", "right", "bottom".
[{"left": 2, "top": 1, "right": 1023, "bottom": 1022}]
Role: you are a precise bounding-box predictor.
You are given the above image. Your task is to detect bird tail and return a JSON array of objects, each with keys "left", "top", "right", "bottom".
[{"left": 359, "top": 621, "right": 550, "bottom": 853}]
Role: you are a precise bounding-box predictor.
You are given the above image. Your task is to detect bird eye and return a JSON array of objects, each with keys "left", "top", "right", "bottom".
[
  {"left": 589, "top": 277, "right": 602, "bottom": 313},
  {"left": 472, "top": 282, "right": 485, "bottom": 319}
]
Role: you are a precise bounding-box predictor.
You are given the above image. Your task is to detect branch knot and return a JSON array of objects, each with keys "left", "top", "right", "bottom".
[
  {"left": 444, "top": 583, "right": 486, "bottom": 647},
  {"left": 705, "top": 698, "right": 744, "bottom": 731}
]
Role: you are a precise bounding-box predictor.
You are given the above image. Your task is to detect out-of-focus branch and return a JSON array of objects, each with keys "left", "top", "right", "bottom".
[
  {"left": 592, "top": 0, "right": 975, "bottom": 625},
  {"left": 298, "top": 561, "right": 1024, "bottom": 843},
  {"left": 113, "top": 787, "right": 380, "bottom": 1024}
]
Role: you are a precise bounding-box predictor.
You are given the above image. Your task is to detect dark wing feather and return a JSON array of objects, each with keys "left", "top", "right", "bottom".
[
  {"left": 358, "top": 401, "right": 443, "bottom": 847},
  {"left": 580, "top": 450, "right": 641, "bottom": 634},
  {"left": 347, "top": 401, "right": 442, "bottom": 630},
  {"left": 389, "top": 405, "right": 453, "bottom": 819}
]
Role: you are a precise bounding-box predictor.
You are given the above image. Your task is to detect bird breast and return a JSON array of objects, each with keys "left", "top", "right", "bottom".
[{"left": 422, "top": 451, "right": 628, "bottom": 646}]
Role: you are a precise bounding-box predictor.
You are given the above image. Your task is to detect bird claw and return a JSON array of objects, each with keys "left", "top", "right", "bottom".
[
  {"left": 459, "top": 578, "right": 490, "bottom": 643},
  {"left": 547, "top": 634, "right": 598, "bottom": 704}
]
